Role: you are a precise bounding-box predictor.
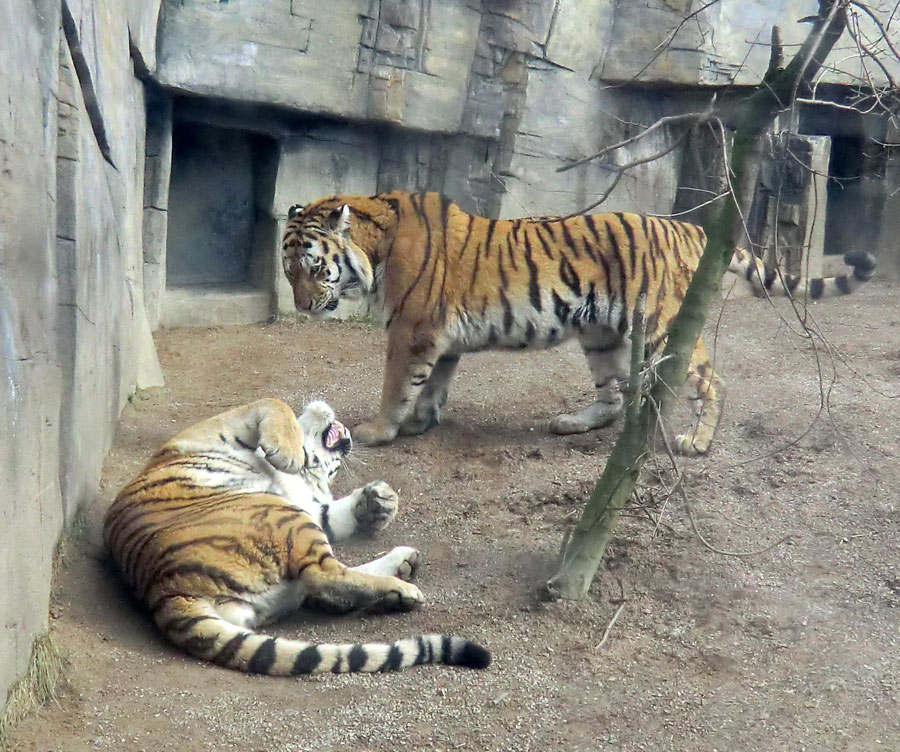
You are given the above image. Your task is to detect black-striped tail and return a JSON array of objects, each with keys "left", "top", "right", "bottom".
[
  {"left": 729, "top": 248, "right": 876, "bottom": 300},
  {"left": 155, "top": 598, "right": 490, "bottom": 675}
]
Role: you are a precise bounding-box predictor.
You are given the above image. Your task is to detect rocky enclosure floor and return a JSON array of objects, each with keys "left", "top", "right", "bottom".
[{"left": 8, "top": 281, "right": 900, "bottom": 751}]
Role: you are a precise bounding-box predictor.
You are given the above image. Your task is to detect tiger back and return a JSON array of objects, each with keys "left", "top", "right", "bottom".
[
  {"left": 281, "top": 191, "right": 875, "bottom": 455},
  {"left": 103, "top": 397, "right": 490, "bottom": 675}
]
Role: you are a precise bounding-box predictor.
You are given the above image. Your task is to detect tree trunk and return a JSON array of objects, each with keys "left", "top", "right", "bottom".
[
  {"left": 545, "top": 298, "right": 649, "bottom": 599},
  {"left": 545, "top": 1, "right": 848, "bottom": 600}
]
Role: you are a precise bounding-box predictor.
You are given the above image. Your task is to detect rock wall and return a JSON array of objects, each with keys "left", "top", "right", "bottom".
[
  {"left": 153, "top": 0, "right": 900, "bottom": 224},
  {"left": 0, "top": 0, "right": 162, "bottom": 712},
  {"left": 153, "top": 0, "right": 693, "bottom": 219}
]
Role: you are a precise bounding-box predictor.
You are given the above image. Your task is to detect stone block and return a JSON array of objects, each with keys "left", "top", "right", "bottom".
[
  {"left": 274, "top": 128, "right": 381, "bottom": 215},
  {"left": 374, "top": 23, "right": 415, "bottom": 57},
  {"left": 544, "top": 0, "right": 614, "bottom": 71},
  {"left": 156, "top": 0, "right": 368, "bottom": 117},
  {"left": 126, "top": 0, "right": 162, "bottom": 74},
  {"left": 368, "top": 68, "right": 408, "bottom": 122},
  {"left": 480, "top": 0, "right": 557, "bottom": 56},
  {"left": 381, "top": 0, "right": 421, "bottom": 29},
  {"left": 155, "top": 0, "right": 478, "bottom": 134},
  {"left": 161, "top": 286, "right": 273, "bottom": 328}
]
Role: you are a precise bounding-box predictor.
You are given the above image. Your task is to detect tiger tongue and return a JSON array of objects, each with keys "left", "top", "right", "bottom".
[{"left": 326, "top": 423, "right": 342, "bottom": 448}]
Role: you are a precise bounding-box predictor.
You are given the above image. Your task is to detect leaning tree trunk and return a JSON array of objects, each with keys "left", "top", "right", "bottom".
[{"left": 545, "top": 0, "right": 848, "bottom": 600}]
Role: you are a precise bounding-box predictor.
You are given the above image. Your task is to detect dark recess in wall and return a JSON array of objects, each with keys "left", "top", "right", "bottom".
[{"left": 166, "top": 121, "right": 278, "bottom": 288}]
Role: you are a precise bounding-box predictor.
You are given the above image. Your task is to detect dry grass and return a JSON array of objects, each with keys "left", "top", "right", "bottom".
[{"left": 0, "top": 633, "right": 66, "bottom": 750}]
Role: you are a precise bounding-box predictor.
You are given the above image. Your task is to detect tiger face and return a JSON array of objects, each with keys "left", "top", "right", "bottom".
[
  {"left": 297, "top": 400, "right": 352, "bottom": 481},
  {"left": 282, "top": 204, "right": 374, "bottom": 315}
]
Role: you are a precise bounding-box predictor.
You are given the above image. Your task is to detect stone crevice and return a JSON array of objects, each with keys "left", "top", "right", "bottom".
[{"left": 60, "top": 1, "right": 114, "bottom": 167}]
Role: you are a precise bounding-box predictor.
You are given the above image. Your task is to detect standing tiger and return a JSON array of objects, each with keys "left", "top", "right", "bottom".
[
  {"left": 281, "top": 190, "right": 875, "bottom": 455},
  {"left": 103, "top": 397, "right": 490, "bottom": 675}
]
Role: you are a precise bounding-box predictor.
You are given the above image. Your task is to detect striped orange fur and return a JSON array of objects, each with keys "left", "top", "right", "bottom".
[
  {"left": 282, "top": 191, "right": 875, "bottom": 455},
  {"left": 104, "top": 398, "right": 490, "bottom": 675}
]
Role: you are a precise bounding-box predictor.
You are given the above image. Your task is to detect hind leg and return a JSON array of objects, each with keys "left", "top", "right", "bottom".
[
  {"left": 399, "top": 354, "right": 460, "bottom": 436},
  {"left": 550, "top": 329, "right": 628, "bottom": 435},
  {"left": 301, "top": 554, "right": 424, "bottom": 615},
  {"left": 673, "top": 337, "right": 724, "bottom": 456},
  {"left": 283, "top": 521, "right": 423, "bottom": 614}
]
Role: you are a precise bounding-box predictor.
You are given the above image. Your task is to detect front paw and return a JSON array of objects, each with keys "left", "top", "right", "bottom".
[
  {"left": 353, "top": 418, "right": 399, "bottom": 446},
  {"left": 354, "top": 481, "right": 399, "bottom": 532}
]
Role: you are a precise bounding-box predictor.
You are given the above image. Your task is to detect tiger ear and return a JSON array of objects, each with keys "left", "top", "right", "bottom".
[
  {"left": 327, "top": 205, "right": 352, "bottom": 237},
  {"left": 288, "top": 204, "right": 304, "bottom": 219},
  {"left": 344, "top": 244, "right": 374, "bottom": 293}
]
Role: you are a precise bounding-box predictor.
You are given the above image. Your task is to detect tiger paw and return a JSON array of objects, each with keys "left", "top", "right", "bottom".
[
  {"left": 256, "top": 398, "right": 306, "bottom": 473},
  {"left": 383, "top": 580, "right": 424, "bottom": 612},
  {"left": 353, "top": 418, "right": 399, "bottom": 446},
  {"left": 354, "top": 481, "right": 399, "bottom": 533},
  {"left": 550, "top": 402, "right": 622, "bottom": 435},
  {"left": 549, "top": 413, "right": 594, "bottom": 435},
  {"left": 399, "top": 405, "right": 440, "bottom": 436},
  {"left": 383, "top": 546, "right": 420, "bottom": 581},
  {"left": 673, "top": 433, "right": 709, "bottom": 456}
]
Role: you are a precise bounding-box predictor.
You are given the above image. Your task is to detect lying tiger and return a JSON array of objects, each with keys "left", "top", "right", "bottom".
[
  {"left": 103, "top": 398, "right": 490, "bottom": 675},
  {"left": 281, "top": 190, "right": 876, "bottom": 455}
]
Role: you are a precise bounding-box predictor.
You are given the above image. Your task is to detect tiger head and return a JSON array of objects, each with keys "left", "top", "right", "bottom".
[
  {"left": 282, "top": 203, "right": 374, "bottom": 315},
  {"left": 298, "top": 400, "right": 352, "bottom": 480}
]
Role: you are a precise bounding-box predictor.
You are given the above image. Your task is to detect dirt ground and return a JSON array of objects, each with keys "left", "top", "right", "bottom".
[{"left": 7, "top": 280, "right": 900, "bottom": 751}]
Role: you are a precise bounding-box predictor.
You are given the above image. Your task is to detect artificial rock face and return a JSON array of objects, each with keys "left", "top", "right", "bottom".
[{"left": 0, "top": 0, "right": 162, "bottom": 707}]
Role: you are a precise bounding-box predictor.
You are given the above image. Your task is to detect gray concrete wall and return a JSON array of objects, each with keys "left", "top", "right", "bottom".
[
  {"left": 1, "top": 0, "right": 161, "bottom": 712},
  {"left": 143, "top": 92, "right": 173, "bottom": 331},
  {"left": 1, "top": 0, "right": 64, "bottom": 709}
]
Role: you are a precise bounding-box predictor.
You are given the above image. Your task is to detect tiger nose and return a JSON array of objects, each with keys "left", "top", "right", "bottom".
[{"left": 292, "top": 287, "right": 311, "bottom": 311}]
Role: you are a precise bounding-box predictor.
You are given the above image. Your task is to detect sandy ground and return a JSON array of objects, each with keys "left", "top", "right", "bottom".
[{"left": 7, "top": 280, "right": 900, "bottom": 752}]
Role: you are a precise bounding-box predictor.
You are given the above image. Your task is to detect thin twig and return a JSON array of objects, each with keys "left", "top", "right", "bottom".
[
  {"left": 595, "top": 602, "right": 627, "bottom": 650},
  {"left": 682, "top": 487, "right": 795, "bottom": 557},
  {"left": 557, "top": 109, "right": 715, "bottom": 173},
  {"left": 655, "top": 412, "right": 796, "bottom": 557}
]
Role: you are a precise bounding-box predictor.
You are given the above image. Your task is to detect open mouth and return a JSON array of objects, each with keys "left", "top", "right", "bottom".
[{"left": 322, "top": 421, "right": 351, "bottom": 453}]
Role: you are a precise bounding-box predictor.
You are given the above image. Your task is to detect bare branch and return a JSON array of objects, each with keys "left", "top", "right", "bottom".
[
  {"left": 788, "top": 0, "right": 849, "bottom": 105},
  {"left": 767, "top": 25, "right": 785, "bottom": 77},
  {"left": 845, "top": 7, "right": 899, "bottom": 93},
  {"left": 594, "top": 602, "right": 627, "bottom": 650},
  {"left": 557, "top": 106, "right": 716, "bottom": 174},
  {"left": 850, "top": 0, "right": 900, "bottom": 67},
  {"left": 559, "top": 122, "right": 705, "bottom": 218},
  {"left": 795, "top": 96, "right": 882, "bottom": 111}
]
